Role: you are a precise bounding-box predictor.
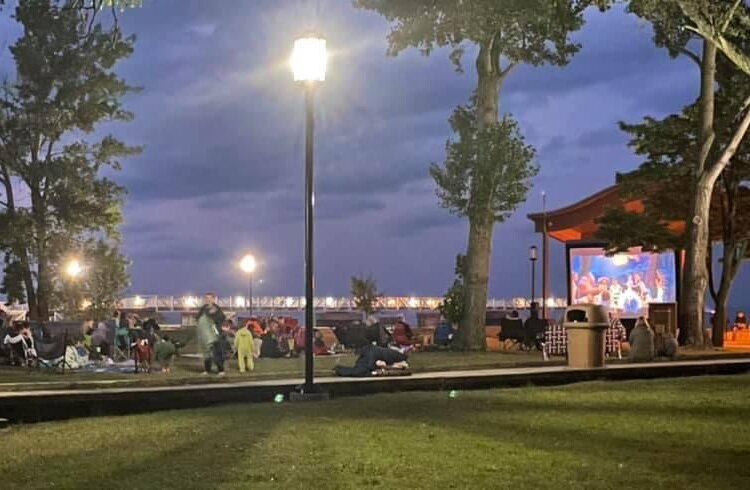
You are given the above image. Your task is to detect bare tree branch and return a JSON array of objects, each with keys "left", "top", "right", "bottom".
[
  {"left": 678, "top": 46, "right": 702, "bottom": 67},
  {"left": 709, "top": 95, "right": 750, "bottom": 179},
  {"left": 500, "top": 62, "right": 517, "bottom": 79},
  {"left": 720, "top": 0, "right": 743, "bottom": 34}
]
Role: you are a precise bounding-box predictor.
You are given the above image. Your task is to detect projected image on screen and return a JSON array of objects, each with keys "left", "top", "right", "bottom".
[{"left": 569, "top": 247, "right": 676, "bottom": 317}]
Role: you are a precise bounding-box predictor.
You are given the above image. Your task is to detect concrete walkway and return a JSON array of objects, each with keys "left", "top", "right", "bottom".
[{"left": 1, "top": 358, "right": 749, "bottom": 423}]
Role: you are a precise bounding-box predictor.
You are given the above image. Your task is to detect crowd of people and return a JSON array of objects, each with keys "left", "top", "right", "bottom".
[
  {"left": 194, "top": 293, "right": 419, "bottom": 376},
  {"left": 4, "top": 290, "right": 749, "bottom": 376}
]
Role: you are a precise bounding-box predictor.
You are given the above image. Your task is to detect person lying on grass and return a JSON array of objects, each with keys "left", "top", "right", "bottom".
[{"left": 334, "top": 344, "right": 409, "bottom": 377}]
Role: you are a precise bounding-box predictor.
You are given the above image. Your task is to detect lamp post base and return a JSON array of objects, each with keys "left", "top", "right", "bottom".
[{"left": 290, "top": 384, "right": 330, "bottom": 403}]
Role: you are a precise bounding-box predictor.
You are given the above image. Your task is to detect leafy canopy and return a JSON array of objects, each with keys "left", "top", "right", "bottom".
[
  {"left": 355, "top": 0, "right": 610, "bottom": 71},
  {"left": 439, "top": 254, "right": 466, "bottom": 326},
  {"left": 0, "top": 0, "right": 138, "bottom": 313},
  {"left": 596, "top": 43, "right": 750, "bottom": 253},
  {"left": 350, "top": 274, "right": 381, "bottom": 316},
  {"left": 430, "top": 103, "right": 538, "bottom": 223}
]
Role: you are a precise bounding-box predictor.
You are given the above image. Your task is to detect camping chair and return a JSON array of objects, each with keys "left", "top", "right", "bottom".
[
  {"left": 499, "top": 317, "right": 525, "bottom": 350},
  {"left": 113, "top": 327, "right": 131, "bottom": 362},
  {"left": 523, "top": 318, "right": 547, "bottom": 352},
  {"left": 36, "top": 332, "right": 68, "bottom": 373}
]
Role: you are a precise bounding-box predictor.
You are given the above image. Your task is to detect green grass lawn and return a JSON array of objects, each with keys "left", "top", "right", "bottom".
[
  {"left": 0, "top": 350, "right": 547, "bottom": 391},
  {"left": 1, "top": 375, "right": 748, "bottom": 489}
]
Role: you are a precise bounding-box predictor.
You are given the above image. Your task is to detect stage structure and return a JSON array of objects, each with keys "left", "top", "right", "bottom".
[{"left": 527, "top": 179, "right": 750, "bottom": 325}]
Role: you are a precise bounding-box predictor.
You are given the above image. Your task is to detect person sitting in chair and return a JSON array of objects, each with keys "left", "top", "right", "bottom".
[
  {"left": 434, "top": 321, "right": 454, "bottom": 346},
  {"left": 313, "top": 329, "right": 331, "bottom": 356},
  {"left": 392, "top": 320, "right": 414, "bottom": 352},
  {"left": 733, "top": 311, "right": 748, "bottom": 331},
  {"left": 3, "top": 322, "right": 36, "bottom": 366}
]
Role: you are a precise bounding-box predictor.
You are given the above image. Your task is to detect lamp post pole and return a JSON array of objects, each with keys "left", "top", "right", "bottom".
[
  {"left": 303, "top": 84, "right": 316, "bottom": 392},
  {"left": 248, "top": 271, "right": 253, "bottom": 316},
  {"left": 291, "top": 34, "right": 328, "bottom": 400},
  {"left": 240, "top": 254, "right": 257, "bottom": 316},
  {"left": 542, "top": 191, "right": 549, "bottom": 319},
  {"left": 529, "top": 246, "right": 538, "bottom": 313}
]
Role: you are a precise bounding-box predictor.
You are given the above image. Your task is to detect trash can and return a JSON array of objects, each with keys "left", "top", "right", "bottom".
[{"left": 563, "top": 304, "right": 608, "bottom": 368}]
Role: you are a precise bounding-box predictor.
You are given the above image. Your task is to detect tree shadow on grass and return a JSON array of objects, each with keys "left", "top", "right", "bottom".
[
  {"left": 2, "top": 407, "right": 283, "bottom": 489},
  {"left": 303, "top": 390, "right": 750, "bottom": 488}
]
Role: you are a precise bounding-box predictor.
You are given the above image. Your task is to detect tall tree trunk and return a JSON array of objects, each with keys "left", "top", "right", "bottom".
[
  {"left": 0, "top": 163, "right": 38, "bottom": 318},
  {"left": 20, "top": 251, "right": 38, "bottom": 320},
  {"left": 458, "top": 39, "right": 501, "bottom": 350},
  {"left": 683, "top": 176, "right": 716, "bottom": 345},
  {"left": 30, "top": 185, "right": 50, "bottom": 321},
  {"left": 681, "top": 40, "right": 717, "bottom": 346},
  {"left": 459, "top": 216, "right": 495, "bottom": 349},
  {"left": 713, "top": 249, "right": 732, "bottom": 348}
]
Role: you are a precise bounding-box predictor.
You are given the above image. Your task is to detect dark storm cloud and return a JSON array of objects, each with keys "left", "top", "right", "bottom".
[
  {"left": 121, "top": 219, "right": 173, "bottom": 236},
  {"left": 137, "top": 243, "right": 222, "bottom": 262},
  {"left": 195, "top": 191, "right": 386, "bottom": 223},
  {"left": 121, "top": 143, "right": 290, "bottom": 201},
  {"left": 386, "top": 209, "right": 462, "bottom": 237},
  {"left": 575, "top": 127, "right": 630, "bottom": 149},
  {"left": 265, "top": 194, "right": 387, "bottom": 223}
]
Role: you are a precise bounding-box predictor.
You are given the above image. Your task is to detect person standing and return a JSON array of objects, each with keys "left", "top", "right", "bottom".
[
  {"left": 234, "top": 321, "right": 255, "bottom": 373},
  {"left": 196, "top": 292, "right": 225, "bottom": 375},
  {"left": 155, "top": 335, "right": 177, "bottom": 373}
]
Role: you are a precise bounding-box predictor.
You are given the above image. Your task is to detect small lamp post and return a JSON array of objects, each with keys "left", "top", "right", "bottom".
[
  {"left": 291, "top": 33, "right": 327, "bottom": 398},
  {"left": 239, "top": 254, "right": 257, "bottom": 315},
  {"left": 529, "top": 246, "right": 538, "bottom": 313}
]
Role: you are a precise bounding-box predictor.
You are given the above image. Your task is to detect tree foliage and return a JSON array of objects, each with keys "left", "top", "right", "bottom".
[
  {"left": 439, "top": 254, "right": 466, "bottom": 327},
  {"left": 56, "top": 240, "right": 130, "bottom": 321},
  {"left": 0, "top": 0, "right": 138, "bottom": 319},
  {"left": 356, "top": 0, "right": 609, "bottom": 72},
  {"left": 430, "top": 103, "right": 538, "bottom": 224},
  {"left": 350, "top": 273, "right": 381, "bottom": 317}
]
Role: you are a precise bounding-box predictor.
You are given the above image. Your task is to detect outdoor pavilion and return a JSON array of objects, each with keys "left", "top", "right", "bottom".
[{"left": 527, "top": 176, "right": 750, "bottom": 347}]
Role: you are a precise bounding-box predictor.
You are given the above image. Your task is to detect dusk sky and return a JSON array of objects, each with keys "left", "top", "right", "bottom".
[{"left": 3, "top": 1, "right": 749, "bottom": 308}]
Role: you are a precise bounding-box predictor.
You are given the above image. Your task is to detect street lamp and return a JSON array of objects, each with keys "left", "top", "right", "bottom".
[
  {"left": 65, "top": 259, "right": 83, "bottom": 279},
  {"left": 529, "top": 246, "right": 538, "bottom": 314},
  {"left": 292, "top": 33, "right": 327, "bottom": 398},
  {"left": 240, "top": 254, "right": 257, "bottom": 315}
]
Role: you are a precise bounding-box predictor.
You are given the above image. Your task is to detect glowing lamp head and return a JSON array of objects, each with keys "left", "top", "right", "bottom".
[
  {"left": 240, "top": 254, "right": 257, "bottom": 274},
  {"left": 529, "top": 246, "right": 538, "bottom": 261},
  {"left": 65, "top": 259, "right": 83, "bottom": 278},
  {"left": 291, "top": 35, "right": 327, "bottom": 82}
]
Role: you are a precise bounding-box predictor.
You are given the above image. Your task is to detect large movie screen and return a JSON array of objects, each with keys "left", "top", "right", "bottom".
[{"left": 568, "top": 246, "right": 676, "bottom": 317}]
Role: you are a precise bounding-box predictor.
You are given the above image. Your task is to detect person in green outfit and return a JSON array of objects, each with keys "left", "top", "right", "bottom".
[
  {"left": 196, "top": 292, "right": 225, "bottom": 375},
  {"left": 234, "top": 320, "right": 255, "bottom": 373},
  {"left": 155, "top": 335, "right": 177, "bottom": 373}
]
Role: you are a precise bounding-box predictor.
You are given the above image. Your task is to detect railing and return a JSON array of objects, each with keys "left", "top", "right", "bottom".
[{"left": 116, "top": 295, "right": 569, "bottom": 311}]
